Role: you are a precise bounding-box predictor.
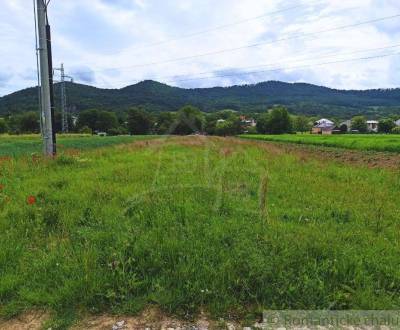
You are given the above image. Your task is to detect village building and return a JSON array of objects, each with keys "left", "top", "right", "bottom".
[
  {"left": 240, "top": 116, "right": 257, "bottom": 127},
  {"left": 311, "top": 118, "right": 335, "bottom": 135},
  {"left": 366, "top": 120, "right": 379, "bottom": 133},
  {"left": 339, "top": 120, "right": 352, "bottom": 132}
]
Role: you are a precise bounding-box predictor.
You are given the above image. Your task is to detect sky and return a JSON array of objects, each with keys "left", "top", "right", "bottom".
[{"left": 0, "top": 0, "right": 399, "bottom": 96}]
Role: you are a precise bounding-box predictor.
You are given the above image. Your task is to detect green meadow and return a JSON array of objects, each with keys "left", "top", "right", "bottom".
[
  {"left": 0, "top": 134, "right": 155, "bottom": 157},
  {"left": 0, "top": 135, "right": 400, "bottom": 327},
  {"left": 241, "top": 134, "right": 400, "bottom": 153}
]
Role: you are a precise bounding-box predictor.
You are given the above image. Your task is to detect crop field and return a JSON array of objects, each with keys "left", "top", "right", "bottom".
[
  {"left": 0, "top": 134, "right": 156, "bottom": 157},
  {"left": 241, "top": 134, "right": 400, "bottom": 153},
  {"left": 1, "top": 135, "right": 400, "bottom": 327}
]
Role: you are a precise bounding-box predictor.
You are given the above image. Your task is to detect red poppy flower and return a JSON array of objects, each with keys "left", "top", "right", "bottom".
[{"left": 27, "top": 195, "right": 36, "bottom": 205}]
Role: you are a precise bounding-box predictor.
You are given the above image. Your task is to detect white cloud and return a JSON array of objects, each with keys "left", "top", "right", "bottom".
[{"left": 0, "top": 0, "right": 399, "bottom": 96}]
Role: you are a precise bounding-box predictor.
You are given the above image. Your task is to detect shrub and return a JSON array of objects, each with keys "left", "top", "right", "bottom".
[
  {"left": 391, "top": 126, "right": 400, "bottom": 134},
  {"left": 378, "top": 119, "right": 395, "bottom": 133},
  {"left": 108, "top": 128, "right": 121, "bottom": 136},
  {"left": 79, "top": 125, "right": 92, "bottom": 134}
]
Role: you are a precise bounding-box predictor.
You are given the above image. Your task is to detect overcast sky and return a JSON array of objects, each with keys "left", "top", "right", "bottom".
[{"left": 0, "top": 0, "right": 399, "bottom": 96}]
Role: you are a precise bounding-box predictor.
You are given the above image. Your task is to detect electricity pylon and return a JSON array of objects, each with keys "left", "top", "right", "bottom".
[{"left": 54, "top": 64, "right": 74, "bottom": 133}]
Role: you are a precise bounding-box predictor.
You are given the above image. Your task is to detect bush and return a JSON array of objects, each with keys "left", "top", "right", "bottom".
[
  {"left": 391, "top": 126, "right": 400, "bottom": 134},
  {"left": 245, "top": 126, "right": 258, "bottom": 134},
  {"left": 79, "top": 125, "right": 92, "bottom": 134},
  {"left": 108, "top": 128, "right": 121, "bottom": 136},
  {"left": 378, "top": 119, "right": 395, "bottom": 133},
  {"left": 108, "top": 127, "right": 129, "bottom": 136}
]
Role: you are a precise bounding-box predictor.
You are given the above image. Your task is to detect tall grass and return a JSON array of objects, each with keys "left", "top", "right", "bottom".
[
  {"left": 241, "top": 134, "right": 400, "bottom": 153},
  {"left": 0, "top": 136, "right": 400, "bottom": 325}
]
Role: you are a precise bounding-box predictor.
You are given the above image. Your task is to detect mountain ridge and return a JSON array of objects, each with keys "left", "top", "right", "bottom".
[{"left": 1, "top": 80, "right": 399, "bottom": 118}]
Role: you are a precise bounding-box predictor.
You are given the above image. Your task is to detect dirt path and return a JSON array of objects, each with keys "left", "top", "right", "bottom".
[{"left": 0, "top": 310, "right": 225, "bottom": 330}]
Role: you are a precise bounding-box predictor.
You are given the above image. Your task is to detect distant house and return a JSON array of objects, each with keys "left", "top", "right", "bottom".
[
  {"left": 240, "top": 116, "right": 257, "bottom": 127},
  {"left": 395, "top": 119, "right": 400, "bottom": 127},
  {"left": 366, "top": 120, "right": 379, "bottom": 133},
  {"left": 311, "top": 118, "right": 335, "bottom": 135},
  {"left": 339, "top": 120, "right": 352, "bottom": 132}
]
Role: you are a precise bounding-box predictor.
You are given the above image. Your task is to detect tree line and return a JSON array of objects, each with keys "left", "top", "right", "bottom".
[
  {"left": 1, "top": 105, "right": 399, "bottom": 135},
  {"left": 0, "top": 106, "right": 248, "bottom": 136}
]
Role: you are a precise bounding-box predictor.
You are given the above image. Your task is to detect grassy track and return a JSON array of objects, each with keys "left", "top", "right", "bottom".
[
  {"left": 0, "top": 134, "right": 156, "bottom": 157},
  {"left": 1, "top": 136, "right": 400, "bottom": 326},
  {"left": 241, "top": 134, "right": 400, "bottom": 153}
]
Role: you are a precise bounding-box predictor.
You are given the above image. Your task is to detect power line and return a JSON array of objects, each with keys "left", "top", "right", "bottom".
[
  {"left": 73, "top": 45, "right": 400, "bottom": 87},
  {"left": 165, "top": 52, "right": 400, "bottom": 84},
  {"left": 81, "top": 13, "right": 400, "bottom": 74},
  {"left": 117, "top": 1, "right": 324, "bottom": 52},
  {"left": 151, "top": 43, "right": 400, "bottom": 82}
]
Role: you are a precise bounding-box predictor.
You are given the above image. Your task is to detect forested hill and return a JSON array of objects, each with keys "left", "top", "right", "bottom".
[{"left": 1, "top": 80, "right": 399, "bottom": 117}]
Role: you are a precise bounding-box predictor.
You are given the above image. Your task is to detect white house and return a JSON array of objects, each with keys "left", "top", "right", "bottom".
[
  {"left": 366, "top": 120, "right": 379, "bottom": 133},
  {"left": 395, "top": 119, "right": 400, "bottom": 127},
  {"left": 312, "top": 118, "right": 335, "bottom": 134}
]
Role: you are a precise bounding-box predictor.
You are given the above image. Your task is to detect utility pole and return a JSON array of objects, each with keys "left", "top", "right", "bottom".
[
  {"left": 36, "top": 0, "right": 56, "bottom": 156},
  {"left": 54, "top": 63, "right": 74, "bottom": 133}
]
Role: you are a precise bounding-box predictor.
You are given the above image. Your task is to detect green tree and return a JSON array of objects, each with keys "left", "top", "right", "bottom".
[
  {"left": 54, "top": 112, "right": 74, "bottom": 133},
  {"left": 77, "top": 109, "right": 118, "bottom": 133},
  {"left": 257, "top": 106, "right": 292, "bottom": 134},
  {"left": 351, "top": 116, "right": 367, "bottom": 133},
  {"left": 205, "top": 111, "right": 242, "bottom": 136},
  {"left": 0, "top": 118, "right": 7, "bottom": 134},
  {"left": 256, "top": 113, "right": 270, "bottom": 134},
  {"left": 19, "top": 112, "right": 40, "bottom": 133},
  {"left": 96, "top": 111, "right": 118, "bottom": 133},
  {"left": 127, "top": 108, "right": 153, "bottom": 135},
  {"left": 156, "top": 112, "right": 176, "bottom": 135},
  {"left": 215, "top": 117, "right": 242, "bottom": 136},
  {"left": 378, "top": 119, "right": 395, "bottom": 133},
  {"left": 173, "top": 105, "right": 205, "bottom": 135},
  {"left": 293, "top": 115, "right": 311, "bottom": 133},
  {"left": 76, "top": 109, "right": 99, "bottom": 132}
]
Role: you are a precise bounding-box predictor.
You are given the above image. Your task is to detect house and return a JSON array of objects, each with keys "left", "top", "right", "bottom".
[
  {"left": 339, "top": 120, "right": 352, "bottom": 132},
  {"left": 311, "top": 118, "right": 335, "bottom": 135},
  {"left": 366, "top": 120, "right": 379, "bottom": 133},
  {"left": 240, "top": 116, "right": 257, "bottom": 127},
  {"left": 395, "top": 119, "right": 400, "bottom": 127}
]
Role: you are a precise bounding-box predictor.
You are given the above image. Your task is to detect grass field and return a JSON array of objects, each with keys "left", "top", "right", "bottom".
[
  {"left": 1, "top": 135, "right": 400, "bottom": 327},
  {"left": 241, "top": 134, "right": 400, "bottom": 153},
  {"left": 0, "top": 134, "right": 156, "bottom": 157}
]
